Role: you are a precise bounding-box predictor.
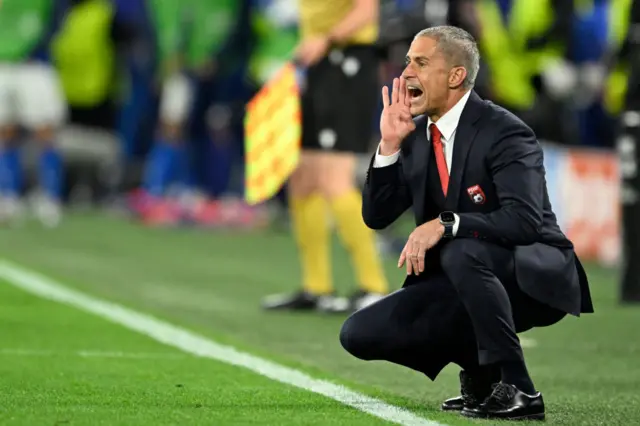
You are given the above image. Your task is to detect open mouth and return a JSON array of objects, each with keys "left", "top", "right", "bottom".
[{"left": 407, "top": 85, "right": 424, "bottom": 100}]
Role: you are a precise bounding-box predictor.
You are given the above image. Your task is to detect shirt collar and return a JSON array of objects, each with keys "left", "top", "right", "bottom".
[{"left": 427, "top": 90, "right": 472, "bottom": 142}]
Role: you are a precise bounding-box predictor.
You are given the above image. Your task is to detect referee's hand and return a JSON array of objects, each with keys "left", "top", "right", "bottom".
[
  {"left": 380, "top": 78, "right": 415, "bottom": 156},
  {"left": 295, "top": 36, "right": 330, "bottom": 67}
]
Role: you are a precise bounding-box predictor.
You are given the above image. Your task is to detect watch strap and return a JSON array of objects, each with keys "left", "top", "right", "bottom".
[{"left": 443, "top": 223, "right": 454, "bottom": 238}]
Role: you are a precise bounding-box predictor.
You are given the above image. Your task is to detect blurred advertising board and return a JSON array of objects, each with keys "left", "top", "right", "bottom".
[{"left": 542, "top": 142, "right": 620, "bottom": 266}]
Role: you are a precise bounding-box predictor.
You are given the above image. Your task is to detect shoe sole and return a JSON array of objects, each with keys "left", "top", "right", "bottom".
[{"left": 462, "top": 410, "right": 545, "bottom": 421}]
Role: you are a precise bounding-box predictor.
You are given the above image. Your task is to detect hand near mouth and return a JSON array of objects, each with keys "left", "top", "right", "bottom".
[{"left": 379, "top": 77, "right": 416, "bottom": 155}]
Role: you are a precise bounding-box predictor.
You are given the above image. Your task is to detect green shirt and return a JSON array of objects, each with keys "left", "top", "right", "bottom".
[
  {"left": 148, "top": 0, "right": 239, "bottom": 69},
  {"left": 0, "top": 0, "right": 52, "bottom": 62}
]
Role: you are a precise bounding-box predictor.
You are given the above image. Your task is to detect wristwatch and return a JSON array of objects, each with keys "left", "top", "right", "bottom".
[{"left": 439, "top": 211, "right": 456, "bottom": 238}]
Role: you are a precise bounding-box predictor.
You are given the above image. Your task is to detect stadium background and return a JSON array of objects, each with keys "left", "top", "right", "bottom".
[
  {"left": 1, "top": 1, "right": 638, "bottom": 425},
  {"left": 0, "top": 0, "right": 625, "bottom": 266}
]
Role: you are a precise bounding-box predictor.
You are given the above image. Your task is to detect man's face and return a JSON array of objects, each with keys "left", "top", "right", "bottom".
[{"left": 402, "top": 36, "right": 451, "bottom": 117}]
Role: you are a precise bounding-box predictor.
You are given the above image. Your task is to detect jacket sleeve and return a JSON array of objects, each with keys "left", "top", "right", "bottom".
[
  {"left": 457, "top": 122, "right": 544, "bottom": 245},
  {"left": 361, "top": 155, "right": 412, "bottom": 230}
]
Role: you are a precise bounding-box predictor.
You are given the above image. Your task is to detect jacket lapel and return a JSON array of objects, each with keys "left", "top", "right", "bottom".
[
  {"left": 408, "top": 117, "right": 429, "bottom": 224},
  {"left": 444, "top": 91, "right": 484, "bottom": 211}
]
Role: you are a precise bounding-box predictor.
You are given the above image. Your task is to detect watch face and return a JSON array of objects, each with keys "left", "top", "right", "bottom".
[{"left": 440, "top": 212, "right": 455, "bottom": 223}]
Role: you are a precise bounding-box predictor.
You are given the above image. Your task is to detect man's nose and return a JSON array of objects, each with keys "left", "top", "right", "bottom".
[
  {"left": 401, "top": 72, "right": 416, "bottom": 83},
  {"left": 401, "top": 64, "right": 415, "bottom": 79}
]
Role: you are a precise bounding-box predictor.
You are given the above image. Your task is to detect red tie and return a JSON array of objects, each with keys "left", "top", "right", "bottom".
[{"left": 430, "top": 123, "right": 449, "bottom": 196}]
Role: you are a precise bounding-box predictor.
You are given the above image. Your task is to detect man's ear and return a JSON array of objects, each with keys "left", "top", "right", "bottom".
[{"left": 448, "top": 66, "right": 467, "bottom": 89}]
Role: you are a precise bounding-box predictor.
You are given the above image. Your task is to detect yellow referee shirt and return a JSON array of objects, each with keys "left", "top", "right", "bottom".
[{"left": 299, "top": 0, "right": 378, "bottom": 45}]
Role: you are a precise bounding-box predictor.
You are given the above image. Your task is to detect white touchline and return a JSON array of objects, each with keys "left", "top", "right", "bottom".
[
  {"left": 77, "top": 350, "right": 186, "bottom": 359},
  {"left": 0, "top": 348, "right": 186, "bottom": 359},
  {"left": 0, "top": 260, "right": 444, "bottom": 426}
]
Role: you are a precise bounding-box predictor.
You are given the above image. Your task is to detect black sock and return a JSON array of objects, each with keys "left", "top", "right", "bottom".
[
  {"left": 465, "top": 364, "right": 501, "bottom": 383},
  {"left": 501, "top": 360, "right": 535, "bottom": 394}
]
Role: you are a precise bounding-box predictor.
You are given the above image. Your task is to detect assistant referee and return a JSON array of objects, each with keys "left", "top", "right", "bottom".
[{"left": 262, "top": 0, "right": 389, "bottom": 312}]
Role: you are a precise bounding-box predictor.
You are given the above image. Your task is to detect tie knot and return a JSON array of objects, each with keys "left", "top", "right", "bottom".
[{"left": 430, "top": 123, "right": 442, "bottom": 143}]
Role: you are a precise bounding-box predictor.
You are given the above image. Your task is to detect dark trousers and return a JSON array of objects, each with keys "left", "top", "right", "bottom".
[{"left": 339, "top": 239, "right": 566, "bottom": 380}]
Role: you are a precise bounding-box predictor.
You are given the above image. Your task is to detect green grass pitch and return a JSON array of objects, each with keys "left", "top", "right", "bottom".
[{"left": 0, "top": 213, "right": 638, "bottom": 425}]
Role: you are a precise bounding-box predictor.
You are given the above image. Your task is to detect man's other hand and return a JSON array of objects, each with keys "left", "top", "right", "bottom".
[
  {"left": 398, "top": 219, "right": 445, "bottom": 275},
  {"left": 380, "top": 77, "right": 415, "bottom": 155}
]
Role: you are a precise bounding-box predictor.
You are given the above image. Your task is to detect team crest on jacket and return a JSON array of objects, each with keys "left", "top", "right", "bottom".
[{"left": 467, "top": 185, "right": 486, "bottom": 204}]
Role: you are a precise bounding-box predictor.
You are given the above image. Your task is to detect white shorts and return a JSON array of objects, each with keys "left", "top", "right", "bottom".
[
  {"left": 159, "top": 73, "right": 194, "bottom": 124},
  {"left": 0, "top": 62, "right": 67, "bottom": 129}
]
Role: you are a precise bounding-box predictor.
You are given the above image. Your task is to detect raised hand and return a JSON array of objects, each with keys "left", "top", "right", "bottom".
[{"left": 379, "top": 77, "right": 416, "bottom": 155}]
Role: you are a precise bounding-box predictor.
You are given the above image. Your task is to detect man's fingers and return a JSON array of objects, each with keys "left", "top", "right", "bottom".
[
  {"left": 418, "top": 244, "right": 428, "bottom": 273},
  {"left": 404, "top": 79, "right": 412, "bottom": 107},
  {"left": 411, "top": 255, "right": 420, "bottom": 275},
  {"left": 398, "top": 241, "right": 410, "bottom": 267},
  {"left": 382, "top": 86, "right": 390, "bottom": 109},
  {"left": 398, "top": 250, "right": 406, "bottom": 268},
  {"left": 392, "top": 78, "right": 400, "bottom": 105},
  {"left": 408, "top": 240, "right": 419, "bottom": 275},
  {"left": 399, "top": 77, "right": 407, "bottom": 105},
  {"left": 401, "top": 78, "right": 411, "bottom": 107},
  {"left": 403, "top": 239, "right": 413, "bottom": 274}
]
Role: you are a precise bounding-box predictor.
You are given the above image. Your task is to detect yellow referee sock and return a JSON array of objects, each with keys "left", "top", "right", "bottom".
[
  {"left": 329, "top": 190, "right": 389, "bottom": 294},
  {"left": 290, "top": 193, "right": 332, "bottom": 295}
]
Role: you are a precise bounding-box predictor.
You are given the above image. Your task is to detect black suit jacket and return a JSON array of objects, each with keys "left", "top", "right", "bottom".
[{"left": 362, "top": 91, "right": 593, "bottom": 316}]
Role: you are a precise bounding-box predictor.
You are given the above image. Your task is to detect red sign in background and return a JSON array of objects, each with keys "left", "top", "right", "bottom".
[{"left": 558, "top": 150, "right": 620, "bottom": 266}]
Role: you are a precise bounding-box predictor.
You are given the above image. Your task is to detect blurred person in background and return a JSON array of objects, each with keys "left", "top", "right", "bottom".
[
  {"left": 473, "top": 0, "right": 577, "bottom": 144},
  {"left": 262, "top": 0, "right": 390, "bottom": 313},
  {"left": 52, "top": 0, "right": 139, "bottom": 206},
  {"left": 567, "top": 0, "right": 614, "bottom": 148},
  {"left": 134, "top": 0, "right": 239, "bottom": 225},
  {"left": 0, "top": 0, "right": 67, "bottom": 227},
  {"left": 53, "top": 0, "right": 137, "bottom": 134}
]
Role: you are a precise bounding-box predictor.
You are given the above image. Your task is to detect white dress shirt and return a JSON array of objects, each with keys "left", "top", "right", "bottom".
[{"left": 373, "top": 90, "right": 472, "bottom": 235}]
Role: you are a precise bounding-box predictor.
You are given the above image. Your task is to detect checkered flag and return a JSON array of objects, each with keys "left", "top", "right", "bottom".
[{"left": 244, "top": 62, "right": 301, "bottom": 205}]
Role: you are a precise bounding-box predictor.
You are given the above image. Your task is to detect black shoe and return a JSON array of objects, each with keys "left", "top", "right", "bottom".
[
  {"left": 441, "top": 396, "right": 465, "bottom": 412},
  {"left": 261, "top": 291, "right": 349, "bottom": 312},
  {"left": 441, "top": 370, "right": 495, "bottom": 411},
  {"left": 462, "top": 382, "right": 545, "bottom": 420}
]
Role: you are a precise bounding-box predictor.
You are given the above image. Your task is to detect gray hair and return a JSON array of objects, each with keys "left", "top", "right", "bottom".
[{"left": 415, "top": 26, "right": 480, "bottom": 89}]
